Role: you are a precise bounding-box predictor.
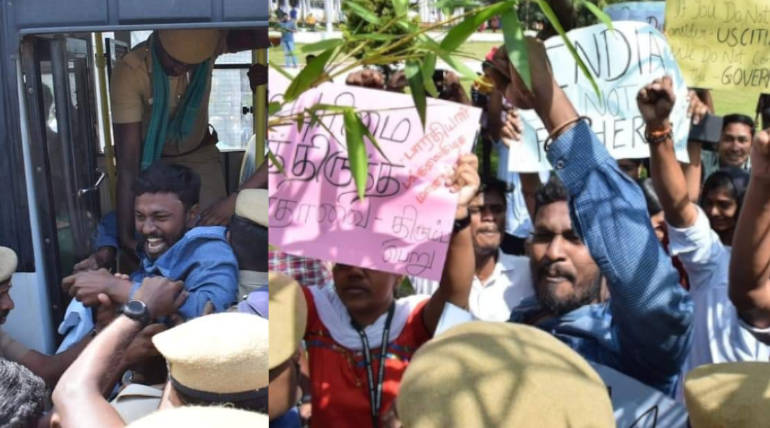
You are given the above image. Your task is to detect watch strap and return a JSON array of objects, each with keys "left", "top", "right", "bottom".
[{"left": 453, "top": 213, "right": 471, "bottom": 233}]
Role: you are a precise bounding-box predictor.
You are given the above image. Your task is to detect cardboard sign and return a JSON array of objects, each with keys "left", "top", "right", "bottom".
[
  {"left": 605, "top": 2, "right": 665, "bottom": 31},
  {"left": 267, "top": 82, "right": 481, "bottom": 280},
  {"left": 511, "top": 22, "right": 690, "bottom": 172},
  {"left": 590, "top": 362, "right": 688, "bottom": 428},
  {"left": 665, "top": 0, "right": 770, "bottom": 95}
]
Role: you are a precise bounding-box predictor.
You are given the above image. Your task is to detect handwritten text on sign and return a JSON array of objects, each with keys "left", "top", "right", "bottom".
[
  {"left": 666, "top": 0, "right": 770, "bottom": 94},
  {"left": 268, "top": 82, "right": 481, "bottom": 280},
  {"left": 510, "top": 22, "right": 690, "bottom": 172}
]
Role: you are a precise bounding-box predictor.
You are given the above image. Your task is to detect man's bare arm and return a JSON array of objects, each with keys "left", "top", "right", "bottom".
[{"left": 729, "top": 129, "right": 770, "bottom": 328}]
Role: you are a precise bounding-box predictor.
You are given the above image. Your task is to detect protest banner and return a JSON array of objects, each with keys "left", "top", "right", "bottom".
[
  {"left": 665, "top": 0, "right": 770, "bottom": 95},
  {"left": 604, "top": 2, "right": 665, "bottom": 32},
  {"left": 268, "top": 82, "right": 481, "bottom": 280},
  {"left": 510, "top": 21, "right": 690, "bottom": 172},
  {"left": 590, "top": 362, "right": 688, "bottom": 428}
]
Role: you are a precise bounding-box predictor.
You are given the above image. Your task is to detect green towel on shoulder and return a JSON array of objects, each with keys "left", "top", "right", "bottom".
[{"left": 141, "top": 35, "right": 211, "bottom": 170}]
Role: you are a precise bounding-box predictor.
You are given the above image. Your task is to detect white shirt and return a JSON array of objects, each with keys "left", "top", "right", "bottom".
[
  {"left": 410, "top": 250, "right": 534, "bottom": 322},
  {"left": 668, "top": 206, "right": 770, "bottom": 396}
]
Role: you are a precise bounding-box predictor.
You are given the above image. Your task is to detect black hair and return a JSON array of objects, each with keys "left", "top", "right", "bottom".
[
  {"left": 133, "top": 162, "right": 201, "bottom": 210},
  {"left": 229, "top": 214, "right": 268, "bottom": 271},
  {"left": 638, "top": 178, "right": 663, "bottom": 216},
  {"left": 701, "top": 167, "right": 750, "bottom": 210},
  {"left": 722, "top": 113, "right": 755, "bottom": 137},
  {"left": 0, "top": 359, "right": 47, "bottom": 428},
  {"left": 534, "top": 175, "right": 569, "bottom": 216},
  {"left": 478, "top": 177, "right": 509, "bottom": 200}
]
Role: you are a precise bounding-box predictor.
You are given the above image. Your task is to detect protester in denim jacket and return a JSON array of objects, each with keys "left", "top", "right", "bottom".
[{"left": 486, "top": 38, "right": 693, "bottom": 395}]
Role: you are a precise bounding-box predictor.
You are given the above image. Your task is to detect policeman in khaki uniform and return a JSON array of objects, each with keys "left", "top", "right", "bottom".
[
  {"left": 110, "top": 28, "right": 263, "bottom": 259},
  {"left": 111, "top": 312, "right": 269, "bottom": 423},
  {"left": 126, "top": 406, "right": 267, "bottom": 428},
  {"left": 231, "top": 189, "right": 268, "bottom": 304},
  {"left": 0, "top": 246, "right": 92, "bottom": 387}
]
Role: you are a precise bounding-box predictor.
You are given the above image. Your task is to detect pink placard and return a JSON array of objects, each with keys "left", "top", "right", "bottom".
[{"left": 268, "top": 82, "right": 481, "bottom": 280}]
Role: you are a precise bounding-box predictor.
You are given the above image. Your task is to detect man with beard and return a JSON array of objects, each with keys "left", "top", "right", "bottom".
[
  {"left": 411, "top": 179, "right": 533, "bottom": 321},
  {"left": 0, "top": 246, "right": 94, "bottom": 387},
  {"left": 487, "top": 38, "right": 693, "bottom": 395},
  {"left": 63, "top": 162, "right": 238, "bottom": 319}
]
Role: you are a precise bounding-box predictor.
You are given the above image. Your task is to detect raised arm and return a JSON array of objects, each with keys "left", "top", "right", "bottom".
[
  {"left": 637, "top": 77, "right": 699, "bottom": 228},
  {"left": 729, "top": 128, "right": 770, "bottom": 328},
  {"left": 422, "top": 154, "right": 478, "bottom": 335},
  {"left": 494, "top": 40, "right": 692, "bottom": 392}
]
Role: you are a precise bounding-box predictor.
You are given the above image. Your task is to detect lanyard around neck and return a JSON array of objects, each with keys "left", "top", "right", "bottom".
[{"left": 350, "top": 302, "right": 396, "bottom": 428}]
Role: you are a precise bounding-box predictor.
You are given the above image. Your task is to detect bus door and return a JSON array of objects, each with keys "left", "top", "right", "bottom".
[{"left": 20, "top": 35, "right": 102, "bottom": 326}]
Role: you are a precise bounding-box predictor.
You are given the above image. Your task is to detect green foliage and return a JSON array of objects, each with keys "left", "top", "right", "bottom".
[
  {"left": 270, "top": 0, "right": 611, "bottom": 200},
  {"left": 341, "top": 0, "right": 417, "bottom": 61}
]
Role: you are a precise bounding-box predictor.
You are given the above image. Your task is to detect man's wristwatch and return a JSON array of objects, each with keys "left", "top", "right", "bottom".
[
  {"left": 453, "top": 213, "right": 471, "bottom": 233},
  {"left": 122, "top": 300, "right": 151, "bottom": 326}
]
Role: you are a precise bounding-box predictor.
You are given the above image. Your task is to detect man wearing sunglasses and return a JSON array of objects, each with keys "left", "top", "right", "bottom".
[{"left": 411, "top": 178, "right": 534, "bottom": 322}]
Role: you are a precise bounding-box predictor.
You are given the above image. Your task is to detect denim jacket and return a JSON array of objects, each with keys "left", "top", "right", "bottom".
[
  {"left": 510, "top": 121, "right": 694, "bottom": 395},
  {"left": 130, "top": 226, "right": 239, "bottom": 319}
]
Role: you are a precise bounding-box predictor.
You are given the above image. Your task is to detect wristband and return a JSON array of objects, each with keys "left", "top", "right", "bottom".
[{"left": 453, "top": 213, "right": 471, "bottom": 233}]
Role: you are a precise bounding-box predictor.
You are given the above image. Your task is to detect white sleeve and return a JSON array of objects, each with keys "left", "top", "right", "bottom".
[{"left": 667, "top": 205, "right": 728, "bottom": 292}]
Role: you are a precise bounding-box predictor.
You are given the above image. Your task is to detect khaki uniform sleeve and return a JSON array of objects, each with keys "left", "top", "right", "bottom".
[
  {"left": 110, "top": 60, "right": 145, "bottom": 124},
  {"left": 0, "top": 329, "right": 29, "bottom": 362}
]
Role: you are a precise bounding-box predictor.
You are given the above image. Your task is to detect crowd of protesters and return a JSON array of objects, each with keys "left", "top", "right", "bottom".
[{"left": 267, "top": 32, "right": 770, "bottom": 428}]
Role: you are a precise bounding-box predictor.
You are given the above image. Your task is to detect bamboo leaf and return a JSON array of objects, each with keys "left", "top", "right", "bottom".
[
  {"left": 580, "top": 0, "right": 613, "bottom": 30},
  {"left": 533, "top": 0, "right": 602, "bottom": 100},
  {"left": 267, "top": 149, "right": 285, "bottom": 174},
  {"left": 440, "top": 1, "right": 514, "bottom": 52},
  {"left": 343, "top": 109, "right": 370, "bottom": 201},
  {"left": 421, "top": 53, "right": 438, "bottom": 97},
  {"left": 405, "top": 60, "right": 427, "bottom": 129},
  {"left": 268, "top": 101, "right": 281, "bottom": 116},
  {"left": 345, "top": 1, "right": 381, "bottom": 25},
  {"left": 501, "top": 9, "right": 530, "bottom": 90},
  {"left": 300, "top": 38, "right": 344, "bottom": 53},
  {"left": 348, "top": 33, "right": 399, "bottom": 42},
  {"left": 283, "top": 48, "right": 335, "bottom": 102},
  {"left": 439, "top": 52, "right": 477, "bottom": 80},
  {"left": 392, "top": 0, "right": 407, "bottom": 17},
  {"left": 436, "top": 0, "right": 482, "bottom": 15},
  {"left": 356, "top": 113, "right": 390, "bottom": 162}
]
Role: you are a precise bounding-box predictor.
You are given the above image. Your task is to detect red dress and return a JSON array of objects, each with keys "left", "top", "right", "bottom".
[{"left": 302, "top": 287, "right": 431, "bottom": 428}]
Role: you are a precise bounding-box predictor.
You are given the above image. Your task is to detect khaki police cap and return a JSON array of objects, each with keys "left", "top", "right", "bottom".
[
  {"left": 126, "top": 406, "right": 267, "bottom": 428},
  {"left": 268, "top": 272, "right": 307, "bottom": 369},
  {"left": 397, "top": 321, "right": 615, "bottom": 428},
  {"left": 0, "top": 246, "right": 17, "bottom": 284},
  {"left": 235, "top": 189, "right": 268, "bottom": 228},
  {"left": 152, "top": 312, "right": 268, "bottom": 395},
  {"left": 685, "top": 362, "right": 770, "bottom": 428},
  {"left": 157, "top": 29, "right": 220, "bottom": 64}
]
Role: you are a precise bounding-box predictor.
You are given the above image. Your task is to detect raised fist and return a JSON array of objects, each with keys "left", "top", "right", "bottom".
[{"left": 636, "top": 76, "right": 675, "bottom": 130}]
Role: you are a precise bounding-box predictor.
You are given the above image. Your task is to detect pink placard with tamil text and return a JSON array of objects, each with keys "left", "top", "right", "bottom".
[{"left": 268, "top": 82, "right": 481, "bottom": 281}]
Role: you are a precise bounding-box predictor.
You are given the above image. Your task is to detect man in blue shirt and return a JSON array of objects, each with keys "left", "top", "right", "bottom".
[
  {"left": 487, "top": 39, "right": 693, "bottom": 395},
  {"left": 63, "top": 162, "right": 238, "bottom": 320}
]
